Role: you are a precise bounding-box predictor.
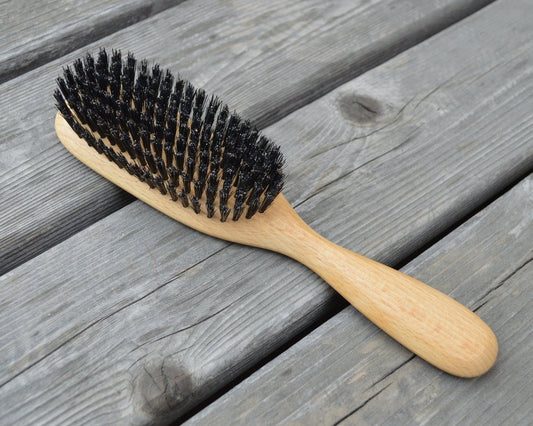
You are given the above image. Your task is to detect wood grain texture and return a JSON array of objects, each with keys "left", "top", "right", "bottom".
[
  {"left": 188, "top": 176, "right": 532, "bottom": 425},
  {"left": 0, "top": 0, "right": 185, "bottom": 83},
  {"left": 0, "top": 0, "right": 494, "bottom": 274},
  {"left": 2, "top": 0, "right": 533, "bottom": 424}
]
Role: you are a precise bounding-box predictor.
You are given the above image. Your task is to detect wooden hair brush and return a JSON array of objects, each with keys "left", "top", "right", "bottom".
[{"left": 54, "top": 49, "right": 497, "bottom": 377}]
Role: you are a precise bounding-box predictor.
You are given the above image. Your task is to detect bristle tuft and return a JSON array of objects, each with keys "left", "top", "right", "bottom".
[{"left": 55, "top": 49, "right": 284, "bottom": 220}]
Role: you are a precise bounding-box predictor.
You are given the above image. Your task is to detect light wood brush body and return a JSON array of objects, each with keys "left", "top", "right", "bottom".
[{"left": 54, "top": 50, "right": 497, "bottom": 378}]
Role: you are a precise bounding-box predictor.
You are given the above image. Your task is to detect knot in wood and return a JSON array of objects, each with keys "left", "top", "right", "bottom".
[
  {"left": 337, "top": 93, "right": 383, "bottom": 125},
  {"left": 133, "top": 359, "right": 193, "bottom": 422}
]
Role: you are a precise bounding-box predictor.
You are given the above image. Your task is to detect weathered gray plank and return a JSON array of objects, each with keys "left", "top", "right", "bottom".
[
  {"left": 0, "top": 0, "right": 494, "bottom": 274},
  {"left": 2, "top": 0, "right": 533, "bottom": 424},
  {"left": 188, "top": 176, "right": 532, "bottom": 425},
  {"left": 0, "top": 0, "right": 185, "bottom": 83}
]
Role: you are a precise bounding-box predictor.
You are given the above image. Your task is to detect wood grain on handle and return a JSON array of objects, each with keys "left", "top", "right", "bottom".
[
  {"left": 56, "top": 112, "right": 498, "bottom": 378},
  {"left": 273, "top": 221, "right": 498, "bottom": 377}
]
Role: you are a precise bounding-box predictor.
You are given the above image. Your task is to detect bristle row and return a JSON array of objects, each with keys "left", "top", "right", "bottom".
[{"left": 55, "top": 49, "right": 284, "bottom": 221}]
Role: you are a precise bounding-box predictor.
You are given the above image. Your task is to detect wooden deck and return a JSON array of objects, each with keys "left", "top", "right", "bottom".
[{"left": 1, "top": 0, "right": 531, "bottom": 424}]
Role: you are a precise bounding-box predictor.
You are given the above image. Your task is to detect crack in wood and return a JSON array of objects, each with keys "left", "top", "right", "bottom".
[
  {"left": 297, "top": 131, "right": 416, "bottom": 208},
  {"left": 365, "top": 354, "right": 416, "bottom": 392},
  {"left": 333, "top": 382, "right": 393, "bottom": 425},
  {"left": 473, "top": 257, "right": 533, "bottom": 311}
]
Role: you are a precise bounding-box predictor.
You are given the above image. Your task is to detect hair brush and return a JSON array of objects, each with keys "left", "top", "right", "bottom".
[{"left": 54, "top": 49, "right": 497, "bottom": 377}]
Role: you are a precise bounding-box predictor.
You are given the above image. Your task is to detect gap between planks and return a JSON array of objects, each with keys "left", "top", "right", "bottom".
[{"left": 0, "top": 0, "right": 186, "bottom": 84}]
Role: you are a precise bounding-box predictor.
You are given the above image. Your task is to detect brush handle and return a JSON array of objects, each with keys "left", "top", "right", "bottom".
[{"left": 279, "top": 224, "right": 498, "bottom": 377}]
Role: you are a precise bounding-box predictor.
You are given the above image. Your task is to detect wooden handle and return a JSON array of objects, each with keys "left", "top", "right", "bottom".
[{"left": 278, "top": 225, "right": 498, "bottom": 377}]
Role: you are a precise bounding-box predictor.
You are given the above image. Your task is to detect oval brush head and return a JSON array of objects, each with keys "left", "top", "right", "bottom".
[{"left": 54, "top": 49, "right": 284, "bottom": 222}]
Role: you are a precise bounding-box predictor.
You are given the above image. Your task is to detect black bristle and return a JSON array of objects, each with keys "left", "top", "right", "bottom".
[
  {"left": 168, "top": 184, "right": 178, "bottom": 201},
  {"left": 204, "top": 96, "right": 220, "bottom": 130},
  {"left": 121, "top": 53, "right": 136, "bottom": 104},
  {"left": 172, "top": 80, "right": 185, "bottom": 111},
  {"left": 93, "top": 138, "right": 105, "bottom": 154},
  {"left": 164, "top": 140, "right": 174, "bottom": 167},
  {"left": 95, "top": 49, "right": 109, "bottom": 90},
  {"left": 182, "top": 169, "right": 191, "bottom": 193},
  {"left": 206, "top": 170, "right": 219, "bottom": 210},
  {"left": 144, "top": 150, "right": 157, "bottom": 174},
  {"left": 154, "top": 177, "right": 167, "bottom": 195},
  {"left": 206, "top": 200, "right": 215, "bottom": 218},
  {"left": 131, "top": 164, "right": 145, "bottom": 180},
  {"left": 163, "top": 83, "right": 180, "bottom": 165},
  {"left": 109, "top": 50, "right": 122, "bottom": 98},
  {"left": 139, "top": 127, "right": 150, "bottom": 151},
  {"left": 246, "top": 196, "right": 260, "bottom": 219},
  {"left": 259, "top": 176, "right": 283, "bottom": 212},
  {"left": 195, "top": 125, "right": 212, "bottom": 196},
  {"left": 220, "top": 206, "right": 231, "bottom": 222},
  {"left": 63, "top": 66, "right": 77, "bottom": 89},
  {"left": 152, "top": 135, "right": 163, "bottom": 158},
  {"left": 168, "top": 166, "right": 179, "bottom": 187},
  {"left": 115, "top": 152, "right": 128, "bottom": 169},
  {"left": 73, "top": 59, "right": 86, "bottom": 83},
  {"left": 133, "top": 142, "right": 146, "bottom": 166},
  {"left": 190, "top": 196, "right": 201, "bottom": 214},
  {"left": 54, "top": 89, "right": 71, "bottom": 118},
  {"left": 84, "top": 54, "right": 97, "bottom": 85},
  {"left": 180, "top": 83, "right": 195, "bottom": 121},
  {"left": 144, "top": 172, "right": 156, "bottom": 188},
  {"left": 133, "top": 60, "right": 149, "bottom": 112},
  {"left": 155, "top": 70, "right": 173, "bottom": 139},
  {"left": 178, "top": 189, "right": 189, "bottom": 208},
  {"left": 55, "top": 50, "right": 284, "bottom": 221},
  {"left": 156, "top": 158, "right": 168, "bottom": 180},
  {"left": 175, "top": 120, "right": 189, "bottom": 170},
  {"left": 144, "top": 64, "right": 162, "bottom": 126}
]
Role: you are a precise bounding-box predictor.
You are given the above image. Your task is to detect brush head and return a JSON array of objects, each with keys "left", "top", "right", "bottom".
[{"left": 54, "top": 49, "right": 284, "bottom": 221}]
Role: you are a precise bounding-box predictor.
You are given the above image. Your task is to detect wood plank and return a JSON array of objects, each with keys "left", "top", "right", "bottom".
[
  {"left": 0, "top": 0, "right": 185, "bottom": 83},
  {"left": 1, "top": 0, "right": 533, "bottom": 423},
  {"left": 188, "top": 176, "right": 532, "bottom": 425},
  {"left": 0, "top": 0, "right": 494, "bottom": 274}
]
